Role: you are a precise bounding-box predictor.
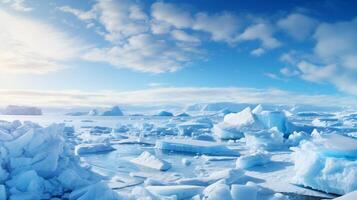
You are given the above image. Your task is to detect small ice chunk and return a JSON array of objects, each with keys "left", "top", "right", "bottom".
[
  {"left": 244, "top": 128, "right": 284, "bottom": 151},
  {"left": 146, "top": 185, "right": 204, "bottom": 200},
  {"left": 181, "top": 158, "right": 191, "bottom": 166},
  {"left": 269, "top": 193, "right": 289, "bottom": 200},
  {"left": 231, "top": 184, "right": 257, "bottom": 200},
  {"left": 76, "top": 143, "right": 115, "bottom": 155},
  {"left": 203, "top": 180, "right": 233, "bottom": 200},
  {"left": 131, "top": 151, "right": 171, "bottom": 171},
  {"left": 178, "top": 122, "right": 211, "bottom": 136},
  {"left": 156, "top": 139, "right": 240, "bottom": 156},
  {"left": 236, "top": 152, "right": 271, "bottom": 169},
  {"left": 213, "top": 123, "right": 244, "bottom": 140},
  {"left": 286, "top": 131, "right": 310, "bottom": 146},
  {"left": 223, "top": 107, "right": 260, "bottom": 128}
]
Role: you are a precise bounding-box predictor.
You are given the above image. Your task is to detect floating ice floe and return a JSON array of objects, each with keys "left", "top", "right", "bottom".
[
  {"left": 214, "top": 105, "right": 291, "bottom": 140},
  {"left": 76, "top": 143, "right": 116, "bottom": 155},
  {"left": 292, "top": 133, "right": 357, "bottom": 195},
  {"left": 155, "top": 139, "right": 240, "bottom": 156},
  {"left": 146, "top": 185, "right": 204, "bottom": 199},
  {"left": 131, "top": 151, "right": 171, "bottom": 171},
  {"left": 0, "top": 121, "right": 117, "bottom": 200},
  {"left": 177, "top": 168, "right": 244, "bottom": 186},
  {"left": 236, "top": 152, "right": 271, "bottom": 169}
]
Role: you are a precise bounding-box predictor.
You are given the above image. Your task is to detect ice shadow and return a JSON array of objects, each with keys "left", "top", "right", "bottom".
[{"left": 247, "top": 161, "right": 293, "bottom": 173}]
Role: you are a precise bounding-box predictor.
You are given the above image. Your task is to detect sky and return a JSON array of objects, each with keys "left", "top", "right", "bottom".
[{"left": 0, "top": 0, "right": 356, "bottom": 108}]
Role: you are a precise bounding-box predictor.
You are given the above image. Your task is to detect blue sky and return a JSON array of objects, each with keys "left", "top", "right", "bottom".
[{"left": 0, "top": 0, "right": 356, "bottom": 107}]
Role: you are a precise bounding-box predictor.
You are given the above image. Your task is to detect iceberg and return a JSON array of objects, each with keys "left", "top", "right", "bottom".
[
  {"left": 131, "top": 151, "right": 171, "bottom": 171},
  {"left": 101, "top": 106, "right": 124, "bottom": 116},
  {"left": 214, "top": 106, "right": 291, "bottom": 140},
  {"left": 292, "top": 133, "right": 357, "bottom": 195},
  {"left": 3, "top": 105, "right": 42, "bottom": 115},
  {"left": 155, "top": 139, "right": 240, "bottom": 156}
]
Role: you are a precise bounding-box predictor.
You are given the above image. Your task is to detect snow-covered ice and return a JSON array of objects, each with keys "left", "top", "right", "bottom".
[
  {"left": 131, "top": 151, "right": 171, "bottom": 171},
  {"left": 292, "top": 133, "right": 357, "bottom": 195},
  {"left": 0, "top": 103, "right": 355, "bottom": 199},
  {"left": 236, "top": 152, "right": 271, "bottom": 169}
]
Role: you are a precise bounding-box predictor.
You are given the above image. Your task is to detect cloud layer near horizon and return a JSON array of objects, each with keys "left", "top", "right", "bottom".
[{"left": 0, "top": 87, "right": 355, "bottom": 108}]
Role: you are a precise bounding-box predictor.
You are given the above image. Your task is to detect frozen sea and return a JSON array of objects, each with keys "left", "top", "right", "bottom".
[{"left": 1, "top": 108, "right": 356, "bottom": 200}]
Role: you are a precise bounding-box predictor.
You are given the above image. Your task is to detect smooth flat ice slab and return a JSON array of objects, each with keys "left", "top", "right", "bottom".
[
  {"left": 177, "top": 168, "right": 244, "bottom": 186},
  {"left": 155, "top": 139, "right": 240, "bottom": 156},
  {"left": 131, "top": 151, "right": 171, "bottom": 171},
  {"left": 76, "top": 143, "right": 116, "bottom": 155},
  {"left": 146, "top": 185, "right": 204, "bottom": 200}
]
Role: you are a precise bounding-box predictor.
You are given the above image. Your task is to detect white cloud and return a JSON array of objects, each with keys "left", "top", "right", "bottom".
[
  {"left": 1, "top": 87, "right": 356, "bottom": 108},
  {"left": 0, "top": 10, "right": 85, "bottom": 74},
  {"left": 171, "top": 29, "right": 200, "bottom": 43},
  {"left": 151, "top": 2, "right": 193, "bottom": 29},
  {"left": 314, "top": 19, "right": 357, "bottom": 69},
  {"left": 82, "top": 34, "right": 195, "bottom": 73},
  {"left": 151, "top": 2, "right": 241, "bottom": 43},
  {"left": 238, "top": 23, "right": 281, "bottom": 49},
  {"left": 1, "top": 0, "right": 32, "bottom": 12},
  {"left": 193, "top": 12, "right": 241, "bottom": 43},
  {"left": 250, "top": 48, "right": 265, "bottom": 56},
  {"left": 58, "top": 6, "right": 97, "bottom": 21},
  {"left": 281, "top": 19, "right": 357, "bottom": 95},
  {"left": 278, "top": 13, "right": 318, "bottom": 40},
  {"left": 280, "top": 67, "right": 300, "bottom": 77}
]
